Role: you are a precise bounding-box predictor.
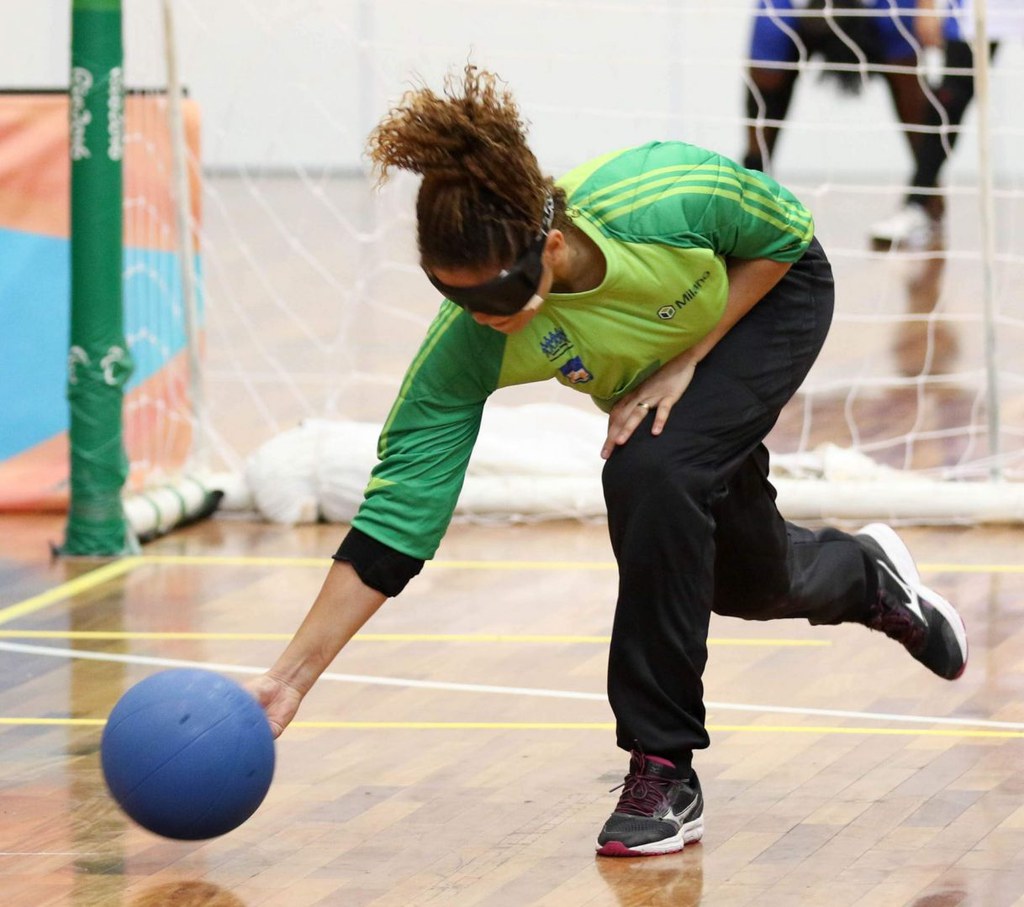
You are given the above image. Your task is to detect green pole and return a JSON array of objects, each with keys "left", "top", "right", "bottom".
[{"left": 63, "top": 0, "right": 135, "bottom": 555}]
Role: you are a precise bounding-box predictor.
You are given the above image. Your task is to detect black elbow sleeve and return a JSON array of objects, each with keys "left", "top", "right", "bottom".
[{"left": 333, "top": 527, "right": 425, "bottom": 597}]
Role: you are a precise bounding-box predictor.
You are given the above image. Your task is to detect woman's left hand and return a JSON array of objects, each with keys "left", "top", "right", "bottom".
[
  {"left": 600, "top": 353, "right": 697, "bottom": 459},
  {"left": 597, "top": 255, "right": 786, "bottom": 459}
]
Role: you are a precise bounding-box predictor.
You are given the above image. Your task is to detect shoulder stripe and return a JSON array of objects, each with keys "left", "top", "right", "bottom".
[
  {"left": 577, "top": 165, "right": 812, "bottom": 234},
  {"left": 591, "top": 182, "right": 812, "bottom": 242},
  {"left": 588, "top": 171, "right": 810, "bottom": 230},
  {"left": 578, "top": 163, "right": 795, "bottom": 210}
]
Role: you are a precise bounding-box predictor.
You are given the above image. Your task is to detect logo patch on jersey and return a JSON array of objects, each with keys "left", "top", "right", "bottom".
[
  {"left": 657, "top": 269, "right": 711, "bottom": 319},
  {"left": 560, "top": 356, "right": 593, "bottom": 384},
  {"left": 540, "top": 327, "right": 573, "bottom": 361}
]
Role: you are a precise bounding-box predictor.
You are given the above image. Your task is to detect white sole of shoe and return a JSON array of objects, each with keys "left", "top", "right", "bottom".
[
  {"left": 859, "top": 523, "right": 968, "bottom": 674},
  {"left": 595, "top": 815, "right": 704, "bottom": 857}
]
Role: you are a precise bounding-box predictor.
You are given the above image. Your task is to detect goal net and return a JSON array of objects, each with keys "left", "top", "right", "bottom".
[
  {"left": 7, "top": 0, "right": 1021, "bottom": 531},
  {"left": 181, "top": 0, "right": 1024, "bottom": 525}
]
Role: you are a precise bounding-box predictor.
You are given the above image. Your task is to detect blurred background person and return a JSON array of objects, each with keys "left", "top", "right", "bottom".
[
  {"left": 742, "top": 1, "right": 944, "bottom": 249},
  {"left": 871, "top": 0, "right": 1021, "bottom": 246}
]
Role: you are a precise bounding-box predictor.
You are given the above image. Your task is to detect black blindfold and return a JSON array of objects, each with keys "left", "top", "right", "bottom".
[{"left": 425, "top": 196, "right": 554, "bottom": 316}]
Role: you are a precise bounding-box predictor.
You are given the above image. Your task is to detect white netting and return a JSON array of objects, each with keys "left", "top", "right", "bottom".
[
  {"left": 109, "top": 8, "right": 212, "bottom": 537},
  {"left": 12, "top": 0, "right": 1022, "bottom": 525},
  {"left": 120, "top": 91, "right": 201, "bottom": 486},
  {"left": 187, "top": 1, "right": 1024, "bottom": 523}
]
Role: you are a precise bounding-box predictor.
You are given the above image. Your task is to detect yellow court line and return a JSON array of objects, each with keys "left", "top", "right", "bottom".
[
  {"left": 708, "top": 724, "right": 1024, "bottom": 739},
  {"left": 137, "top": 555, "right": 329, "bottom": 568},
  {"left": 0, "top": 560, "right": 137, "bottom": 628},
  {"left": 921, "top": 563, "right": 1024, "bottom": 574},
  {"left": 2, "top": 555, "right": 1021, "bottom": 633},
  {"left": 139, "top": 554, "right": 617, "bottom": 571},
  {"left": 431, "top": 560, "right": 619, "bottom": 570},
  {"left": 0, "top": 629, "right": 830, "bottom": 646},
  {"left": 0, "top": 556, "right": 616, "bottom": 630},
  {"left": 292, "top": 721, "right": 617, "bottom": 730},
  {"left": 1, "top": 716, "right": 1020, "bottom": 738},
  {"left": 293, "top": 722, "right": 1024, "bottom": 738},
  {"left": 290, "top": 722, "right": 1024, "bottom": 738},
  {"left": 139, "top": 554, "right": 1024, "bottom": 573}
]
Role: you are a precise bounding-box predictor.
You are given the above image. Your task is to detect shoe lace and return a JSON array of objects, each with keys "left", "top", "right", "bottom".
[
  {"left": 867, "top": 589, "right": 926, "bottom": 652},
  {"left": 610, "top": 753, "right": 673, "bottom": 817}
]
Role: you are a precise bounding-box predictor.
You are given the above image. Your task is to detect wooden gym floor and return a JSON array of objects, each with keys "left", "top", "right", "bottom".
[
  {"left": 3, "top": 183, "right": 1024, "bottom": 905},
  {"left": 2, "top": 512, "right": 1024, "bottom": 907}
]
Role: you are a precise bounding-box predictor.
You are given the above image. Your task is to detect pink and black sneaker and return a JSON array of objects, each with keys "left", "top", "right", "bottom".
[{"left": 596, "top": 749, "right": 704, "bottom": 857}]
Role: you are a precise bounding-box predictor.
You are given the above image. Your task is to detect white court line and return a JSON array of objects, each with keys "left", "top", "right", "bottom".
[{"left": 2, "top": 640, "right": 1022, "bottom": 732}]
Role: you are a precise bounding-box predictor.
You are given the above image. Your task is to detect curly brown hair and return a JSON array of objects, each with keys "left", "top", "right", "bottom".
[{"left": 367, "top": 65, "right": 568, "bottom": 271}]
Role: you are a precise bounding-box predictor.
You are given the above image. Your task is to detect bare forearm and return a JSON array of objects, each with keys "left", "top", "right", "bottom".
[
  {"left": 685, "top": 257, "right": 791, "bottom": 365},
  {"left": 267, "top": 559, "right": 387, "bottom": 695}
]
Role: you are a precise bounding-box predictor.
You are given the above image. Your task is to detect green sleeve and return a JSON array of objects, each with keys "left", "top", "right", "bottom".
[
  {"left": 564, "top": 142, "right": 815, "bottom": 263},
  {"left": 683, "top": 148, "right": 815, "bottom": 262},
  {"left": 351, "top": 302, "right": 506, "bottom": 560}
]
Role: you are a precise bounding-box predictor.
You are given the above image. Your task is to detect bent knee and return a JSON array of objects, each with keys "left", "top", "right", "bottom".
[
  {"left": 603, "top": 450, "right": 716, "bottom": 510},
  {"left": 713, "top": 568, "right": 792, "bottom": 619}
]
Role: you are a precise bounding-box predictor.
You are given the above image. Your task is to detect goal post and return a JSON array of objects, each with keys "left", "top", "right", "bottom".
[
  {"left": 0, "top": 0, "right": 217, "bottom": 553},
  {"left": 64, "top": 0, "right": 134, "bottom": 555}
]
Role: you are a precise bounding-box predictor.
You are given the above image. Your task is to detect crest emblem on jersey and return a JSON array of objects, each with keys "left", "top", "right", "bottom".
[
  {"left": 540, "top": 327, "right": 572, "bottom": 360},
  {"left": 657, "top": 305, "right": 676, "bottom": 320},
  {"left": 560, "top": 356, "right": 593, "bottom": 384}
]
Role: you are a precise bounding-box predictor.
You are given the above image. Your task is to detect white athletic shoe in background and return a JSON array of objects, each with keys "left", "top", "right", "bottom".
[{"left": 869, "top": 202, "right": 942, "bottom": 250}]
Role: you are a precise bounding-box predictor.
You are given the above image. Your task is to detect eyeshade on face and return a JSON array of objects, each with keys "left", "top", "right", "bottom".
[{"left": 424, "top": 196, "right": 554, "bottom": 316}]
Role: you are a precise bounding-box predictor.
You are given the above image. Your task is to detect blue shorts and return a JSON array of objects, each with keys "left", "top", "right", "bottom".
[
  {"left": 749, "top": 0, "right": 919, "bottom": 64},
  {"left": 943, "top": 1, "right": 963, "bottom": 42}
]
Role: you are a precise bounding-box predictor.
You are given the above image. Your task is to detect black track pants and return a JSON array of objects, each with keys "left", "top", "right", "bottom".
[{"left": 601, "top": 238, "right": 871, "bottom": 771}]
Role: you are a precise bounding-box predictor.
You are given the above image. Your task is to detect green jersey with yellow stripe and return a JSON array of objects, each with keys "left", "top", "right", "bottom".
[{"left": 353, "top": 141, "right": 814, "bottom": 560}]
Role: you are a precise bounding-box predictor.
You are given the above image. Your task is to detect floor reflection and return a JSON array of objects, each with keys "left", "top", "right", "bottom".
[
  {"left": 128, "top": 880, "right": 248, "bottom": 907},
  {"left": 70, "top": 566, "right": 128, "bottom": 904},
  {"left": 888, "top": 249, "right": 959, "bottom": 379},
  {"left": 910, "top": 890, "right": 969, "bottom": 907},
  {"left": 595, "top": 846, "right": 704, "bottom": 906}
]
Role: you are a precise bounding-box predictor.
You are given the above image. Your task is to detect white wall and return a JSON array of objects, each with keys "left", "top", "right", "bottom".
[{"left": 3, "top": 0, "right": 1022, "bottom": 184}]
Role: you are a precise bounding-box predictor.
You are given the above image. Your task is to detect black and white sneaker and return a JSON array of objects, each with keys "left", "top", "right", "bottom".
[
  {"left": 856, "top": 523, "right": 968, "bottom": 680},
  {"left": 596, "top": 750, "right": 704, "bottom": 857}
]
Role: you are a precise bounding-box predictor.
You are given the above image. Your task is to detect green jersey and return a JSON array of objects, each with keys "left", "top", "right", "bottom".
[{"left": 353, "top": 141, "right": 814, "bottom": 560}]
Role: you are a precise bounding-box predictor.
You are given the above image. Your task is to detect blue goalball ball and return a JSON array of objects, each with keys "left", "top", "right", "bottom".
[{"left": 100, "top": 668, "right": 275, "bottom": 840}]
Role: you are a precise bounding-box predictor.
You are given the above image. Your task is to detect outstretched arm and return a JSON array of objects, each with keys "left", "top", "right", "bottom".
[
  {"left": 601, "top": 257, "right": 792, "bottom": 458},
  {"left": 248, "top": 560, "right": 387, "bottom": 737}
]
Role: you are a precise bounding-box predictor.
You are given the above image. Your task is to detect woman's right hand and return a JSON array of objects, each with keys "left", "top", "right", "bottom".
[
  {"left": 247, "top": 673, "right": 304, "bottom": 739},
  {"left": 244, "top": 560, "right": 390, "bottom": 740}
]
